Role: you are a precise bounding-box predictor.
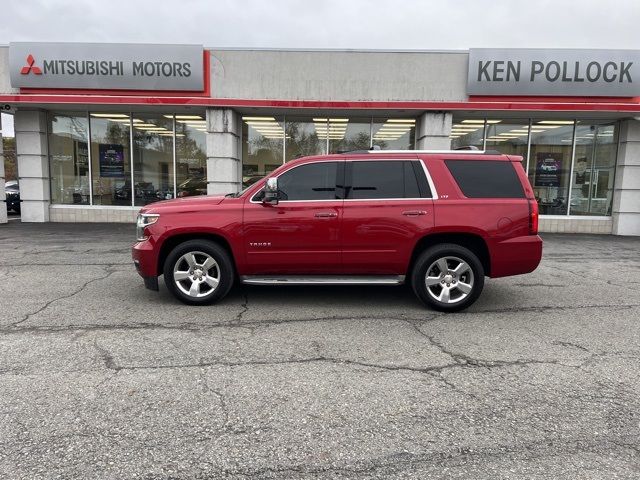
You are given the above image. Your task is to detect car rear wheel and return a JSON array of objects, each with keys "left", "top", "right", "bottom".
[
  {"left": 163, "top": 240, "right": 234, "bottom": 305},
  {"left": 411, "top": 244, "right": 484, "bottom": 312}
]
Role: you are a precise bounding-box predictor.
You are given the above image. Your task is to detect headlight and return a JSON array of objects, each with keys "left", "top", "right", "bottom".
[{"left": 136, "top": 213, "right": 160, "bottom": 241}]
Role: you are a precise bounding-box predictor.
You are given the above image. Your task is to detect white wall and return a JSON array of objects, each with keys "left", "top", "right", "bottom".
[{"left": 210, "top": 49, "right": 469, "bottom": 102}]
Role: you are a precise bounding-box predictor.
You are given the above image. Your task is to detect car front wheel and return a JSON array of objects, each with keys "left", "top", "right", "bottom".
[
  {"left": 163, "top": 240, "right": 234, "bottom": 305},
  {"left": 411, "top": 244, "right": 484, "bottom": 312}
]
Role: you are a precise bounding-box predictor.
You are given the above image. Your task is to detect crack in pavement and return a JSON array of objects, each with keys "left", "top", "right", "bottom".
[
  {"left": 223, "top": 434, "right": 640, "bottom": 478},
  {"left": 1, "top": 300, "right": 638, "bottom": 335},
  {"left": 552, "top": 340, "right": 590, "bottom": 352},
  {"left": 90, "top": 350, "right": 573, "bottom": 377},
  {"left": 234, "top": 290, "right": 250, "bottom": 324},
  {"left": 93, "top": 338, "right": 121, "bottom": 371},
  {"left": 8, "top": 268, "right": 117, "bottom": 329}
]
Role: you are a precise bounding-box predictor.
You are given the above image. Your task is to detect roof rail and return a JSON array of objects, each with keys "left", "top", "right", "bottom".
[
  {"left": 453, "top": 145, "right": 480, "bottom": 151},
  {"left": 366, "top": 149, "right": 501, "bottom": 155}
]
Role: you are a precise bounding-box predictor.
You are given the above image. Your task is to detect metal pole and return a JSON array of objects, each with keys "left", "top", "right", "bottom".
[
  {"left": 586, "top": 125, "right": 598, "bottom": 214},
  {"left": 172, "top": 114, "right": 177, "bottom": 198},
  {"left": 86, "top": 111, "right": 93, "bottom": 205},
  {"left": 282, "top": 115, "right": 286, "bottom": 165},
  {"left": 525, "top": 118, "right": 532, "bottom": 175},
  {"left": 566, "top": 120, "right": 578, "bottom": 216},
  {"left": 129, "top": 113, "right": 135, "bottom": 207}
]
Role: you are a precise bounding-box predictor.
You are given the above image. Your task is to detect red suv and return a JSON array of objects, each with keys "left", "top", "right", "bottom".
[{"left": 132, "top": 150, "right": 542, "bottom": 312}]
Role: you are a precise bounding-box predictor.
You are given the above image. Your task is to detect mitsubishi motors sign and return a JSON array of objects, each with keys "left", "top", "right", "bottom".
[
  {"left": 9, "top": 42, "right": 204, "bottom": 91},
  {"left": 468, "top": 48, "right": 640, "bottom": 96}
]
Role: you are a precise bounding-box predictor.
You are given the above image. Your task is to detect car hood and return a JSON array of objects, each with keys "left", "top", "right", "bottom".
[{"left": 140, "top": 195, "right": 227, "bottom": 214}]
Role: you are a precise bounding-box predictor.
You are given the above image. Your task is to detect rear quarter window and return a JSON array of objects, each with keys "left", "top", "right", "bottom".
[{"left": 444, "top": 160, "right": 525, "bottom": 198}]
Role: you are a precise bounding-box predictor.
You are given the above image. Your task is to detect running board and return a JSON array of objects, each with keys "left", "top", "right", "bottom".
[{"left": 240, "top": 275, "right": 405, "bottom": 286}]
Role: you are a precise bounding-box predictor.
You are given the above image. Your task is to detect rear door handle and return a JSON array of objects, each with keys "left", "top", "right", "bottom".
[
  {"left": 402, "top": 210, "right": 427, "bottom": 216},
  {"left": 315, "top": 212, "right": 338, "bottom": 218}
]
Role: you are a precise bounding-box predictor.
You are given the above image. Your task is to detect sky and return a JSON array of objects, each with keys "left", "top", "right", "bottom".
[{"left": 2, "top": 0, "right": 640, "bottom": 136}]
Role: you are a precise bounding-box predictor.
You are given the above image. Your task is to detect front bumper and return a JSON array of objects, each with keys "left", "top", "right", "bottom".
[{"left": 132, "top": 239, "right": 160, "bottom": 291}]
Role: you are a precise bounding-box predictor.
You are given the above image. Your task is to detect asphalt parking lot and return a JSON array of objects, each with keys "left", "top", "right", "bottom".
[{"left": 0, "top": 223, "right": 639, "bottom": 479}]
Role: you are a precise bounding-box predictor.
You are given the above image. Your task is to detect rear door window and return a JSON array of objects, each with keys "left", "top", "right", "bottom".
[
  {"left": 347, "top": 161, "right": 431, "bottom": 199},
  {"left": 444, "top": 160, "right": 525, "bottom": 198}
]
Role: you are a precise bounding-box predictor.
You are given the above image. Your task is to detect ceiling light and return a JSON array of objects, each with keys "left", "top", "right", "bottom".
[
  {"left": 243, "top": 116, "right": 276, "bottom": 121},
  {"left": 459, "top": 119, "right": 501, "bottom": 124},
  {"left": 328, "top": 118, "right": 349, "bottom": 122},
  {"left": 163, "top": 115, "right": 204, "bottom": 120},
  {"left": 536, "top": 120, "right": 575, "bottom": 125},
  {"left": 247, "top": 122, "right": 282, "bottom": 128},
  {"left": 91, "top": 113, "right": 129, "bottom": 118},
  {"left": 386, "top": 119, "right": 416, "bottom": 123}
]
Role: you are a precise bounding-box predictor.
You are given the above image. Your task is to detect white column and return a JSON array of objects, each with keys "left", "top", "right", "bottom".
[
  {"left": 15, "top": 110, "right": 50, "bottom": 222},
  {"left": 612, "top": 120, "right": 640, "bottom": 236},
  {"left": 0, "top": 114, "right": 6, "bottom": 224},
  {"left": 415, "top": 112, "right": 453, "bottom": 150},
  {"left": 206, "top": 108, "right": 241, "bottom": 195}
]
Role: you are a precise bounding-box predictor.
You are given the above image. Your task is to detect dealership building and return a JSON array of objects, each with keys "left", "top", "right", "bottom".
[{"left": 0, "top": 43, "right": 639, "bottom": 235}]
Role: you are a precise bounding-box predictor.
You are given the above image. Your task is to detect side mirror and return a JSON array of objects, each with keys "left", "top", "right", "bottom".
[{"left": 262, "top": 177, "right": 279, "bottom": 205}]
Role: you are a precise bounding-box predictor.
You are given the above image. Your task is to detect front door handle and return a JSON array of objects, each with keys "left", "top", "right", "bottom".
[
  {"left": 402, "top": 210, "right": 427, "bottom": 216},
  {"left": 315, "top": 212, "right": 338, "bottom": 218}
]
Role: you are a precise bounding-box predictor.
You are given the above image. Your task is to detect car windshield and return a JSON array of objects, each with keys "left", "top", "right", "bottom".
[{"left": 226, "top": 179, "right": 265, "bottom": 198}]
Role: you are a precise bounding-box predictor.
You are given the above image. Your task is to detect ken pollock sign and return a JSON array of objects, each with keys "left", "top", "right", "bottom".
[
  {"left": 9, "top": 42, "right": 204, "bottom": 91},
  {"left": 467, "top": 49, "right": 640, "bottom": 97}
]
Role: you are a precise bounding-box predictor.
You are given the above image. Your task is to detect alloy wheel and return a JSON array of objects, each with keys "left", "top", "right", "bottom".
[
  {"left": 424, "top": 256, "right": 475, "bottom": 304},
  {"left": 173, "top": 251, "right": 220, "bottom": 298}
]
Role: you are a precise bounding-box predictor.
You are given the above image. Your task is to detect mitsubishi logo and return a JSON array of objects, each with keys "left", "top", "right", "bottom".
[{"left": 20, "top": 54, "right": 42, "bottom": 75}]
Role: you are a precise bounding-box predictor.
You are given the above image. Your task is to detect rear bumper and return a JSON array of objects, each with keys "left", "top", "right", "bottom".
[
  {"left": 490, "top": 235, "right": 543, "bottom": 278},
  {"left": 132, "top": 240, "right": 159, "bottom": 290}
]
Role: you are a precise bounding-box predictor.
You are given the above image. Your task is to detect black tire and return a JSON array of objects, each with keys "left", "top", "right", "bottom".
[
  {"left": 163, "top": 239, "right": 234, "bottom": 305},
  {"left": 411, "top": 243, "right": 485, "bottom": 312}
]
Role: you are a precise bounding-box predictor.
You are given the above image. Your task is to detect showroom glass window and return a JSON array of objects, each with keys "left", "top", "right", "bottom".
[
  {"left": 89, "top": 113, "right": 132, "bottom": 206},
  {"left": 450, "top": 119, "right": 485, "bottom": 149},
  {"left": 372, "top": 118, "right": 415, "bottom": 150},
  {"left": 484, "top": 120, "right": 530, "bottom": 160},
  {"left": 242, "top": 116, "right": 285, "bottom": 188},
  {"left": 327, "top": 117, "right": 371, "bottom": 154},
  {"left": 571, "top": 121, "right": 618, "bottom": 216},
  {"left": 286, "top": 116, "right": 327, "bottom": 162},
  {"left": 527, "top": 120, "right": 575, "bottom": 215},
  {"left": 175, "top": 115, "right": 207, "bottom": 198},
  {"left": 48, "top": 112, "right": 90, "bottom": 205},
  {"left": 132, "top": 115, "right": 174, "bottom": 206}
]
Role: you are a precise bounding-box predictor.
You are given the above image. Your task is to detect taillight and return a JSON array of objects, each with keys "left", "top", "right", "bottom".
[{"left": 529, "top": 199, "right": 539, "bottom": 235}]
